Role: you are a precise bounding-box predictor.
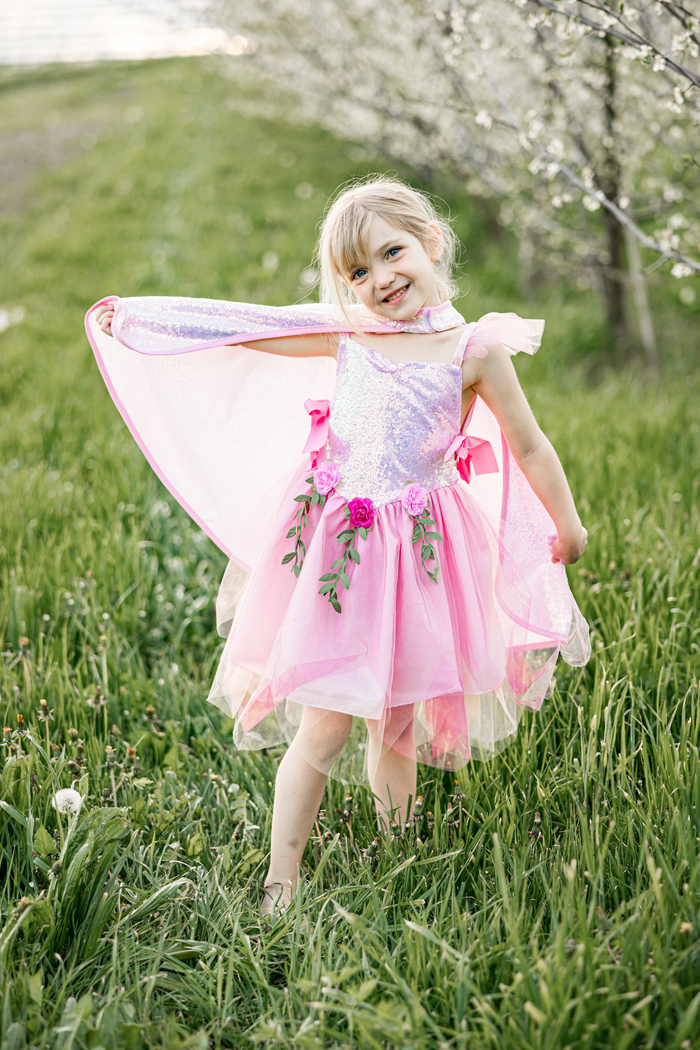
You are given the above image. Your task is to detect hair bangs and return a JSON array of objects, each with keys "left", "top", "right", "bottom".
[{"left": 330, "top": 202, "right": 375, "bottom": 280}]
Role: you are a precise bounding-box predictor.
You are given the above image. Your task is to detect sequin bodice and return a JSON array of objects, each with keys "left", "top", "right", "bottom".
[{"left": 327, "top": 335, "right": 462, "bottom": 508}]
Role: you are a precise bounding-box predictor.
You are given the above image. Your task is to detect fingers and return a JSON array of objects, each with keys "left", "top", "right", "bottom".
[
  {"left": 95, "top": 306, "right": 115, "bottom": 336},
  {"left": 551, "top": 525, "right": 588, "bottom": 565}
]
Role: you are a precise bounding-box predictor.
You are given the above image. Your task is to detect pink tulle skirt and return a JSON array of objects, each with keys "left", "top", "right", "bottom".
[{"left": 208, "top": 458, "right": 589, "bottom": 780}]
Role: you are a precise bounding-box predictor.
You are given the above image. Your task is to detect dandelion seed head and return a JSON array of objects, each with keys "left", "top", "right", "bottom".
[{"left": 53, "top": 788, "right": 82, "bottom": 815}]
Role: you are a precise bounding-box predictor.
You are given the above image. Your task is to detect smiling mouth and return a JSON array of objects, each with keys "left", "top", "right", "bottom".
[{"left": 382, "top": 284, "right": 409, "bottom": 304}]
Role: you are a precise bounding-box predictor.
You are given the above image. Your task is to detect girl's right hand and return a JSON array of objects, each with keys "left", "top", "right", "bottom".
[
  {"left": 551, "top": 525, "right": 588, "bottom": 565},
  {"left": 95, "top": 305, "right": 115, "bottom": 335}
]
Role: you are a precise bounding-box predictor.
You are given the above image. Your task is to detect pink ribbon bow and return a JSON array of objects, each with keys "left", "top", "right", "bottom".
[
  {"left": 444, "top": 433, "right": 499, "bottom": 484},
  {"left": 302, "top": 398, "right": 331, "bottom": 468}
]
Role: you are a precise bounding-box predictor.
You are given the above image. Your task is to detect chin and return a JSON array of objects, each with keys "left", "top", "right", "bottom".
[{"left": 379, "top": 290, "right": 421, "bottom": 318}]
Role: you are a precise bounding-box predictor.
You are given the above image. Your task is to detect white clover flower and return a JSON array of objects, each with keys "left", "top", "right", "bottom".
[{"left": 53, "top": 789, "right": 82, "bottom": 815}]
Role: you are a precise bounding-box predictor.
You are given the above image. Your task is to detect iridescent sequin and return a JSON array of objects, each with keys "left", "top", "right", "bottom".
[
  {"left": 327, "top": 336, "right": 461, "bottom": 508},
  {"left": 116, "top": 297, "right": 467, "bottom": 354}
]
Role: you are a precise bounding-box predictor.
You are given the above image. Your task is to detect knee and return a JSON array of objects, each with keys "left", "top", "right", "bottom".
[
  {"left": 297, "top": 710, "right": 352, "bottom": 767},
  {"left": 376, "top": 706, "right": 415, "bottom": 753}
]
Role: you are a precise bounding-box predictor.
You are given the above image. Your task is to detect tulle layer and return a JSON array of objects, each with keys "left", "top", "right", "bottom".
[{"left": 207, "top": 460, "right": 589, "bottom": 780}]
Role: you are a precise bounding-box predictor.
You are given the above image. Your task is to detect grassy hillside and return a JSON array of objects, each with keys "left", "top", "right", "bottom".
[{"left": 0, "top": 57, "right": 699, "bottom": 1049}]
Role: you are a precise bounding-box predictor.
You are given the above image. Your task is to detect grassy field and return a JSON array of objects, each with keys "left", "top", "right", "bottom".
[{"left": 0, "top": 56, "right": 699, "bottom": 1050}]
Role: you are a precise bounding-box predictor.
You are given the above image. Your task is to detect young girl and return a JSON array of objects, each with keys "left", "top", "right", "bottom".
[{"left": 89, "top": 177, "right": 590, "bottom": 918}]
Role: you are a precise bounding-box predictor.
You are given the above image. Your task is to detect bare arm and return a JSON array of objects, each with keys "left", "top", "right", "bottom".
[
  {"left": 94, "top": 306, "right": 338, "bottom": 358},
  {"left": 466, "top": 342, "right": 587, "bottom": 565},
  {"left": 241, "top": 332, "right": 338, "bottom": 358}
]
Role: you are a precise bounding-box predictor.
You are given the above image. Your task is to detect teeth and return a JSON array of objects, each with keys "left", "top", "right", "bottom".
[{"left": 385, "top": 285, "right": 407, "bottom": 303}]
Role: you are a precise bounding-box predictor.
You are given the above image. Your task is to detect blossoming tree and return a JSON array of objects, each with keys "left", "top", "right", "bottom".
[{"left": 215, "top": 0, "right": 699, "bottom": 359}]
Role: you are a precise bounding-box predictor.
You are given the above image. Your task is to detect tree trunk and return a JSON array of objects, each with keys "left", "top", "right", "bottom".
[
  {"left": 624, "top": 226, "right": 658, "bottom": 369},
  {"left": 599, "top": 34, "right": 630, "bottom": 354}
]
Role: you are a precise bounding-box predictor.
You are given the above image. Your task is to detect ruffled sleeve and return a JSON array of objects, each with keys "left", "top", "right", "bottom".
[{"left": 458, "top": 311, "right": 545, "bottom": 362}]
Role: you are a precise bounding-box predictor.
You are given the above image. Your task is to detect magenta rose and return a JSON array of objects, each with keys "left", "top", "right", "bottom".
[
  {"left": 348, "top": 497, "right": 375, "bottom": 529},
  {"left": 401, "top": 483, "right": 429, "bottom": 517},
  {"left": 314, "top": 461, "right": 341, "bottom": 496}
]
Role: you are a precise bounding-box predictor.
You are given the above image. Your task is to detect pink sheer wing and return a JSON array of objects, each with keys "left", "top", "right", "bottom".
[{"left": 86, "top": 297, "right": 340, "bottom": 568}]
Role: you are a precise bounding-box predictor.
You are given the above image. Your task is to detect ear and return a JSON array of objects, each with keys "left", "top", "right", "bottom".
[{"left": 426, "top": 223, "right": 444, "bottom": 262}]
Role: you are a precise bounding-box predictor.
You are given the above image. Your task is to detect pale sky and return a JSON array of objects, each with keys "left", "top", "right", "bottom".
[{"left": 0, "top": 0, "right": 246, "bottom": 65}]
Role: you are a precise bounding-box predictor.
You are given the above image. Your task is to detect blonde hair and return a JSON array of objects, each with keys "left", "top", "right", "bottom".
[{"left": 316, "top": 176, "right": 460, "bottom": 313}]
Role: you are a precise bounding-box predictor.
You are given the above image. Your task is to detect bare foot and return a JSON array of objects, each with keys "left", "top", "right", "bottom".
[{"left": 260, "top": 880, "right": 293, "bottom": 921}]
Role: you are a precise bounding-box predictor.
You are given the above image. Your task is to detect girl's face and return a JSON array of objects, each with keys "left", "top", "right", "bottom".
[{"left": 343, "top": 216, "right": 444, "bottom": 319}]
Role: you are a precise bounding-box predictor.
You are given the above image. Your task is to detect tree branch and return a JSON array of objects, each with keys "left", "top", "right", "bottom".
[{"left": 525, "top": 0, "right": 700, "bottom": 88}]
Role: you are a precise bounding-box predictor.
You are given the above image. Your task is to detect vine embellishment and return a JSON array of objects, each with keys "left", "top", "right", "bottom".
[
  {"left": 401, "top": 483, "right": 443, "bottom": 583},
  {"left": 282, "top": 475, "right": 316, "bottom": 578},
  {"left": 318, "top": 498, "right": 374, "bottom": 614},
  {"left": 282, "top": 462, "right": 340, "bottom": 578}
]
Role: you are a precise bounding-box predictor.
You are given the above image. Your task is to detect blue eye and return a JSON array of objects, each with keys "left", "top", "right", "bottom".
[
  {"left": 388, "top": 247, "right": 401, "bottom": 257},
  {"left": 352, "top": 269, "right": 367, "bottom": 280}
]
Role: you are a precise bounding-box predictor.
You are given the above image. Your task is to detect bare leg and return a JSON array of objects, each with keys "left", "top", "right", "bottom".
[
  {"left": 370, "top": 749, "right": 417, "bottom": 829},
  {"left": 368, "top": 706, "right": 417, "bottom": 829},
  {"left": 263, "top": 708, "right": 352, "bottom": 915}
]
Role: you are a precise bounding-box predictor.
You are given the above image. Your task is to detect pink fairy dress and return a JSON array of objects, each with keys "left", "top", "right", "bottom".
[{"left": 85, "top": 296, "right": 590, "bottom": 780}]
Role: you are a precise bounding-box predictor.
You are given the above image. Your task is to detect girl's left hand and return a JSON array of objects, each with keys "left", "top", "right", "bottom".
[{"left": 551, "top": 526, "right": 588, "bottom": 565}]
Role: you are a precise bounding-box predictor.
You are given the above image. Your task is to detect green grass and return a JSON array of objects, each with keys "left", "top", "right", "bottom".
[{"left": 0, "top": 56, "right": 699, "bottom": 1049}]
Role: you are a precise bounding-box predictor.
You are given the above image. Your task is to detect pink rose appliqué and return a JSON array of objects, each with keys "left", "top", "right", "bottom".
[
  {"left": 401, "top": 483, "right": 429, "bottom": 518},
  {"left": 314, "top": 461, "right": 341, "bottom": 496},
  {"left": 347, "top": 497, "right": 375, "bottom": 529}
]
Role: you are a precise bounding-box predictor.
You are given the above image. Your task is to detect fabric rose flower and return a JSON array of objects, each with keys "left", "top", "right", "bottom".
[
  {"left": 314, "top": 461, "right": 341, "bottom": 496},
  {"left": 401, "top": 483, "right": 429, "bottom": 517},
  {"left": 348, "top": 497, "right": 375, "bottom": 529}
]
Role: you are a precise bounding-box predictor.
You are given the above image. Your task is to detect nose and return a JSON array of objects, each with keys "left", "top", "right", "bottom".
[{"left": 374, "top": 263, "right": 395, "bottom": 288}]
